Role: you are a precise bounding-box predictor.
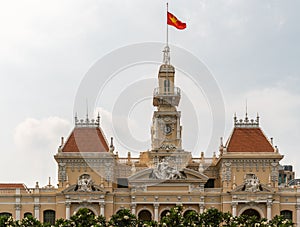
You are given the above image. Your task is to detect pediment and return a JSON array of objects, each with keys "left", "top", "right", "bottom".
[
  {"left": 232, "top": 183, "right": 274, "bottom": 193},
  {"left": 62, "top": 184, "right": 105, "bottom": 194},
  {"left": 231, "top": 173, "right": 274, "bottom": 193},
  {"left": 128, "top": 167, "right": 209, "bottom": 184}
]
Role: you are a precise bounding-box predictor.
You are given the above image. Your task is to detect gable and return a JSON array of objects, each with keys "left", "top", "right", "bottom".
[{"left": 128, "top": 167, "right": 209, "bottom": 184}]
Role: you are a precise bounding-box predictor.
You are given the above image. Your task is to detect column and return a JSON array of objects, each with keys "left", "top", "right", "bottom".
[
  {"left": 100, "top": 202, "right": 105, "bottom": 216},
  {"left": 34, "top": 197, "right": 40, "bottom": 220},
  {"left": 34, "top": 204, "right": 40, "bottom": 220},
  {"left": 267, "top": 201, "right": 272, "bottom": 220},
  {"left": 65, "top": 202, "right": 71, "bottom": 219},
  {"left": 231, "top": 202, "right": 237, "bottom": 217},
  {"left": 199, "top": 204, "right": 204, "bottom": 214},
  {"left": 154, "top": 203, "right": 159, "bottom": 222},
  {"left": 131, "top": 204, "right": 136, "bottom": 216},
  {"left": 15, "top": 205, "right": 21, "bottom": 220},
  {"left": 15, "top": 188, "right": 21, "bottom": 220},
  {"left": 296, "top": 205, "right": 300, "bottom": 227},
  {"left": 199, "top": 196, "right": 205, "bottom": 214}
]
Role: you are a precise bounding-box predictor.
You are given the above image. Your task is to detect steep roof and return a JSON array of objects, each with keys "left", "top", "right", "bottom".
[
  {"left": 226, "top": 127, "right": 274, "bottom": 153},
  {"left": 0, "top": 183, "right": 27, "bottom": 189},
  {"left": 62, "top": 127, "right": 109, "bottom": 153}
]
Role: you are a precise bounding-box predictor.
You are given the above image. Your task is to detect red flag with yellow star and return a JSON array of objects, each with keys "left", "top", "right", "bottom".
[{"left": 167, "top": 11, "right": 186, "bottom": 30}]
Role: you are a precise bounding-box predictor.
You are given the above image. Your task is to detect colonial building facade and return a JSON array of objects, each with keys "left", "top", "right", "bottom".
[{"left": 1, "top": 47, "right": 299, "bottom": 225}]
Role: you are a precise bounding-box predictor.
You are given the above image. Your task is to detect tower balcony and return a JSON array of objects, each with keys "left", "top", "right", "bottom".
[{"left": 153, "top": 87, "right": 181, "bottom": 106}]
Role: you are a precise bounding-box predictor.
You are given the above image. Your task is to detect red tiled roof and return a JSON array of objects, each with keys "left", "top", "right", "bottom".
[
  {"left": 0, "top": 183, "right": 26, "bottom": 189},
  {"left": 62, "top": 127, "right": 109, "bottom": 153},
  {"left": 226, "top": 128, "right": 274, "bottom": 152}
]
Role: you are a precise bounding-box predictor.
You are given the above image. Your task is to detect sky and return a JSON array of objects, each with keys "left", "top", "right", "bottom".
[{"left": 0, "top": 0, "right": 299, "bottom": 187}]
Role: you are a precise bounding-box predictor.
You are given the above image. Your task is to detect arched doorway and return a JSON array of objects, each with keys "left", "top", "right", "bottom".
[
  {"left": 74, "top": 207, "right": 97, "bottom": 216},
  {"left": 0, "top": 212, "right": 12, "bottom": 217},
  {"left": 242, "top": 209, "right": 261, "bottom": 219},
  {"left": 24, "top": 212, "right": 33, "bottom": 218},
  {"left": 87, "top": 209, "right": 95, "bottom": 215},
  {"left": 184, "top": 210, "right": 196, "bottom": 218},
  {"left": 138, "top": 210, "right": 152, "bottom": 221},
  {"left": 160, "top": 210, "right": 170, "bottom": 220}
]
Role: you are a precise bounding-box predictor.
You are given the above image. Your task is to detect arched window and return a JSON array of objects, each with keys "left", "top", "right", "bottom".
[
  {"left": 241, "top": 209, "right": 261, "bottom": 219},
  {"left": 164, "top": 79, "right": 170, "bottom": 94},
  {"left": 0, "top": 212, "right": 12, "bottom": 217},
  {"left": 160, "top": 210, "right": 170, "bottom": 220},
  {"left": 88, "top": 209, "right": 95, "bottom": 215},
  {"left": 138, "top": 210, "right": 152, "bottom": 221},
  {"left": 24, "top": 212, "right": 33, "bottom": 218},
  {"left": 281, "top": 210, "right": 292, "bottom": 221},
  {"left": 116, "top": 209, "right": 123, "bottom": 214},
  {"left": 43, "top": 210, "right": 55, "bottom": 225}
]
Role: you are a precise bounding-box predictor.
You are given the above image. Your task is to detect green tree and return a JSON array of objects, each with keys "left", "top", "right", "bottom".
[
  {"left": 0, "top": 215, "right": 14, "bottom": 227},
  {"left": 54, "top": 218, "right": 72, "bottom": 227},
  {"left": 159, "top": 205, "right": 185, "bottom": 227},
  {"left": 201, "top": 208, "right": 223, "bottom": 227},
  {"left": 268, "top": 215, "right": 294, "bottom": 227},
  {"left": 16, "top": 215, "right": 42, "bottom": 227},
  {"left": 108, "top": 209, "right": 137, "bottom": 227},
  {"left": 68, "top": 208, "right": 106, "bottom": 227},
  {"left": 183, "top": 210, "right": 201, "bottom": 227}
]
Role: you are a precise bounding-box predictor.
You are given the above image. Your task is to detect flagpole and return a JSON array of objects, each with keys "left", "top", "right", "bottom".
[
  {"left": 166, "top": 2, "right": 169, "bottom": 47},
  {"left": 163, "top": 2, "right": 170, "bottom": 65}
]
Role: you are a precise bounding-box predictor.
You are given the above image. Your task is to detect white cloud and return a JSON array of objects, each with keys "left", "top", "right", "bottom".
[
  {"left": 94, "top": 105, "right": 152, "bottom": 156},
  {"left": 226, "top": 87, "right": 300, "bottom": 133},
  {"left": 14, "top": 117, "right": 71, "bottom": 150},
  {"left": 13, "top": 117, "right": 71, "bottom": 186}
]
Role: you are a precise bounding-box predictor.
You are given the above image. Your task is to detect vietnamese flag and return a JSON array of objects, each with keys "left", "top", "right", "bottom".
[{"left": 167, "top": 11, "right": 186, "bottom": 30}]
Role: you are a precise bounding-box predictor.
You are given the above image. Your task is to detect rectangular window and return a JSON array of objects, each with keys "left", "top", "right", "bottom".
[{"left": 117, "top": 178, "right": 128, "bottom": 188}]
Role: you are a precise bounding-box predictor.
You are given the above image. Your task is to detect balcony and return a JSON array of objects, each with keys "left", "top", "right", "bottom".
[{"left": 153, "top": 87, "right": 181, "bottom": 106}]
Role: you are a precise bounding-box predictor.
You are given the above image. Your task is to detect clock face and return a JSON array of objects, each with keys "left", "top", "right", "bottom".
[{"left": 164, "top": 124, "right": 172, "bottom": 135}]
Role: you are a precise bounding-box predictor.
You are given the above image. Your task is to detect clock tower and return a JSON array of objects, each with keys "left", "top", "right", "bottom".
[
  {"left": 140, "top": 46, "right": 191, "bottom": 169},
  {"left": 151, "top": 47, "right": 182, "bottom": 151}
]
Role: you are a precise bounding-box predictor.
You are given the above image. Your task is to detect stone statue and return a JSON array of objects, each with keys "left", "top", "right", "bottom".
[
  {"left": 75, "top": 174, "right": 94, "bottom": 192},
  {"left": 150, "top": 158, "right": 186, "bottom": 180},
  {"left": 243, "top": 174, "right": 262, "bottom": 192}
]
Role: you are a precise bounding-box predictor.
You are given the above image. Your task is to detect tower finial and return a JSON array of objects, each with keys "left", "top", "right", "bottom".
[
  {"left": 86, "top": 98, "right": 89, "bottom": 120},
  {"left": 244, "top": 99, "right": 249, "bottom": 123},
  {"left": 234, "top": 112, "right": 237, "bottom": 126},
  {"left": 245, "top": 99, "right": 248, "bottom": 118},
  {"left": 109, "top": 137, "right": 115, "bottom": 153},
  {"left": 75, "top": 112, "right": 78, "bottom": 123},
  {"left": 163, "top": 45, "right": 170, "bottom": 65},
  {"left": 96, "top": 112, "right": 100, "bottom": 127}
]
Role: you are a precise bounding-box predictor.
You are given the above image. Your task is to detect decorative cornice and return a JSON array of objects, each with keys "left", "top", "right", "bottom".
[
  {"left": 75, "top": 113, "right": 100, "bottom": 128},
  {"left": 234, "top": 113, "right": 259, "bottom": 128}
]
